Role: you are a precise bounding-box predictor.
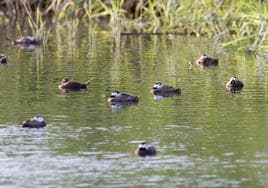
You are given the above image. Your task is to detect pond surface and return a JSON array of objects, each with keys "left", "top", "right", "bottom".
[{"left": 0, "top": 27, "right": 268, "bottom": 187}]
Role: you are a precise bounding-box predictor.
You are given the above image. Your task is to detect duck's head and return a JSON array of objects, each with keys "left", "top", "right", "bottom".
[
  {"left": 110, "top": 91, "right": 121, "bottom": 98},
  {"left": 230, "top": 76, "right": 237, "bottom": 84},
  {"left": 138, "top": 142, "right": 149, "bottom": 150},
  {"left": 61, "top": 78, "right": 69, "bottom": 84},
  {"left": 32, "top": 116, "right": 45, "bottom": 123},
  {"left": 153, "top": 82, "right": 162, "bottom": 89},
  {"left": 26, "top": 36, "right": 36, "bottom": 41},
  {"left": 0, "top": 54, "right": 6, "bottom": 58},
  {"left": 201, "top": 54, "right": 207, "bottom": 59}
]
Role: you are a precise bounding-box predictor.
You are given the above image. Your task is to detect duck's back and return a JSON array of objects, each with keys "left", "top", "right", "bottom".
[{"left": 61, "top": 82, "right": 86, "bottom": 90}]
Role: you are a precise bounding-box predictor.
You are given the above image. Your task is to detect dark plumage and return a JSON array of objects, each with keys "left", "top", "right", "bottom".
[
  {"left": 58, "top": 78, "right": 94, "bottom": 91},
  {"left": 135, "top": 142, "right": 157, "bottom": 157},
  {"left": 151, "top": 82, "right": 181, "bottom": 96},
  {"left": 21, "top": 116, "right": 46, "bottom": 128},
  {"left": 107, "top": 91, "right": 139, "bottom": 103},
  {"left": 0, "top": 53, "right": 7, "bottom": 64},
  {"left": 196, "top": 54, "right": 218, "bottom": 67},
  {"left": 226, "top": 76, "right": 244, "bottom": 92},
  {"left": 13, "top": 36, "right": 40, "bottom": 45}
]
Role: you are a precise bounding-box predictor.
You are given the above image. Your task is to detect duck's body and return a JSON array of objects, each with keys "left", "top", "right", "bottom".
[
  {"left": 14, "top": 36, "right": 40, "bottom": 45},
  {"left": 0, "top": 53, "right": 7, "bottom": 64},
  {"left": 58, "top": 78, "right": 94, "bottom": 91},
  {"left": 108, "top": 91, "right": 139, "bottom": 103},
  {"left": 151, "top": 82, "right": 181, "bottom": 96},
  {"left": 135, "top": 142, "right": 157, "bottom": 157},
  {"left": 226, "top": 77, "right": 244, "bottom": 92},
  {"left": 196, "top": 54, "right": 218, "bottom": 67},
  {"left": 21, "top": 116, "right": 46, "bottom": 128}
]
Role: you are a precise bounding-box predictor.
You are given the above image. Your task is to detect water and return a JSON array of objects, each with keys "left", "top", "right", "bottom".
[{"left": 0, "top": 28, "right": 268, "bottom": 187}]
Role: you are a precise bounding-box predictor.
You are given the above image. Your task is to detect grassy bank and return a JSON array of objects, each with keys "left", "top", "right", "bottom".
[{"left": 0, "top": 0, "right": 267, "bottom": 53}]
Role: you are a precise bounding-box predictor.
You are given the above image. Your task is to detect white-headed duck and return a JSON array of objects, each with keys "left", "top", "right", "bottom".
[
  {"left": 14, "top": 36, "right": 40, "bottom": 45},
  {"left": 226, "top": 76, "right": 244, "bottom": 92},
  {"left": 196, "top": 54, "right": 218, "bottom": 68},
  {"left": 0, "top": 53, "right": 7, "bottom": 64},
  {"left": 58, "top": 78, "right": 94, "bottom": 91},
  {"left": 135, "top": 142, "right": 157, "bottom": 157},
  {"left": 151, "top": 82, "right": 181, "bottom": 96},
  {"left": 107, "top": 91, "right": 139, "bottom": 103},
  {"left": 21, "top": 116, "right": 46, "bottom": 128}
]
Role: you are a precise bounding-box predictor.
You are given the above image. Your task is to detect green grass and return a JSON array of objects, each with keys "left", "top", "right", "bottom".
[{"left": 0, "top": 0, "right": 267, "bottom": 53}]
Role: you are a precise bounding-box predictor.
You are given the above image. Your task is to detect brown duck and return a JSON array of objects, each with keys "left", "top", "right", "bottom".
[
  {"left": 21, "top": 116, "right": 46, "bottom": 128},
  {"left": 107, "top": 91, "right": 139, "bottom": 103},
  {"left": 196, "top": 54, "right": 218, "bottom": 67},
  {"left": 0, "top": 53, "right": 7, "bottom": 64},
  {"left": 151, "top": 82, "right": 181, "bottom": 96},
  {"left": 58, "top": 78, "right": 94, "bottom": 91},
  {"left": 135, "top": 142, "right": 157, "bottom": 157},
  {"left": 226, "top": 76, "right": 244, "bottom": 92}
]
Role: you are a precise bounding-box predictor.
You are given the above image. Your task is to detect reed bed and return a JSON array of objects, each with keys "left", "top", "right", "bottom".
[{"left": 0, "top": 0, "right": 267, "bottom": 53}]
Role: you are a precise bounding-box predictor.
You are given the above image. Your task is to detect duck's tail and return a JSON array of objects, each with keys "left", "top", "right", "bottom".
[{"left": 85, "top": 78, "right": 95, "bottom": 85}]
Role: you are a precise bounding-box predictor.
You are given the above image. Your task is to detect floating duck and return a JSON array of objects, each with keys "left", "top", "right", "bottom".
[
  {"left": 196, "top": 54, "right": 218, "bottom": 67},
  {"left": 21, "top": 116, "right": 46, "bottom": 128},
  {"left": 107, "top": 91, "right": 139, "bottom": 103},
  {"left": 135, "top": 142, "right": 157, "bottom": 157},
  {"left": 151, "top": 82, "right": 181, "bottom": 96},
  {"left": 226, "top": 76, "right": 244, "bottom": 92},
  {"left": 13, "top": 36, "right": 40, "bottom": 45},
  {"left": 58, "top": 78, "right": 94, "bottom": 91},
  {"left": 0, "top": 53, "right": 7, "bottom": 64}
]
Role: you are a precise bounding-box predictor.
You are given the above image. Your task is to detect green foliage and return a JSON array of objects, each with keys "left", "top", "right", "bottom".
[{"left": 0, "top": 0, "right": 267, "bottom": 53}]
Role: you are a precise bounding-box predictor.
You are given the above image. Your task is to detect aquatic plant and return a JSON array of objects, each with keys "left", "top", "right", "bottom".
[
  {"left": 20, "top": 0, "right": 50, "bottom": 44},
  {"left": 0, "top": 0, "right": 266, "bottom": 53}
]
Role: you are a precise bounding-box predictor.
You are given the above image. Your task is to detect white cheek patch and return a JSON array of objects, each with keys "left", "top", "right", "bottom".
[
  {"left": 33, "top": 116, "right": 45, "bottom": 123},
  {"left": 139, "top": 143, "right": 149, "bottom": 149},
  {"left": 111, "top": 92, "right": 121, "bottom": 97},
  {"left": 153, "top": 83, "right": 162, "bottom": 89}
]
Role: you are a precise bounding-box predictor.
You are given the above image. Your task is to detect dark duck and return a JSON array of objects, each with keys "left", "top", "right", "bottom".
[
  {"left": 226, "top": 76, "right": 244, "bottom": 92},
  {"left": 135, "top": 142, "right": 157, "bottom": 157},
  {"left": 13, "top": 36, "right": 40, "bottom": 45},
  {"left": 0, "top": 53, "right": 7, "bottom": 64},
  {"left": 196, "top": 54, "right": 218, "bottom": 68},
  {"left": 151, "top": 82, "right": 181, "bottom": 96},
  {"left": 107, "top": 91, "right": 139, "bottom": 103},
  {"left": 21, "top": 116, "right": 46, "bottom": 128},
  {"left": 58, "top": 78, "right": 94, "bottom": 91}
]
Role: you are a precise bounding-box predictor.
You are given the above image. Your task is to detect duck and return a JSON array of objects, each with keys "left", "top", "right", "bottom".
[
  {"left": 21, "top": 116, "right": 46, "bottom": 128},
  {"left": 151, "top": 82, "right": 181, "bottom": 96},
  {"left": 135, "top": 142, "right": 157, "bottom": 157},
  {"left": 107, "top": 91, "right": 139, "bottom": 103},
  {"left": 58, "top": 78, "right": 94, "bottom": 91},
  {"left": 196, "top": 54, "right": 218, "bottom": 67},
  {"left": 0, "top": 53, "right": 7, "bottom": 64},
  {"left": 13, "top": 36, "right": 40, "bottom": 45},
  {"left": 226, "top": 76, "right": 244, "bottom": 92}
]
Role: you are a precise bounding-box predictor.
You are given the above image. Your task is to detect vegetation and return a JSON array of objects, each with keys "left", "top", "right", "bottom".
[{"left": 0, "top": 0, "right": 267, "bottom": 53}]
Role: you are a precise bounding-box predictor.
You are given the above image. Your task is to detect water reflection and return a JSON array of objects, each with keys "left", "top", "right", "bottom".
[
  {"left": 109, "top": 101, "right": 139, "bottom": 112},
  {"left": 0, "top": 27, "right": 267, "bottom": 187},
  {"left": 153, "top": 93, "right": 181, "bottom": 101}
]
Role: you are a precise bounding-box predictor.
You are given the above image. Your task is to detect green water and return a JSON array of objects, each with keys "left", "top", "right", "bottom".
[{"left": 0, "top": 28, "right": 268, "bottom": 187}]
